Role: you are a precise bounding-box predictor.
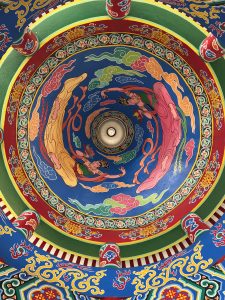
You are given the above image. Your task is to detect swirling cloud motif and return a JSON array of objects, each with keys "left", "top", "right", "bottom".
[
  {"left": 69, "top": 189, "right": 168, "bottom": 216},
  {"left": 136, "top": 82, "right": 182, "bottom": 193},
  {"left": 85, "top": 47, "right": 136, "bottom": 64},
  {"left": 33, "top": 147, "right": 57, "bottom": 180},
  {"left": 85, "top": 46, "right": 147, "bottom": 72},
  {"left": 88, "top": 66, "right": 145, "bottom": 90},
  {"left": 72, "top": 133, "right": 81, "bottom": 149},
  {"left": 185, "top": 138, "right": 195, "bottom": 167},
  {"left": 86, "top": 47, "right": 195, "bottom": 133},
  {"left": 79, "top": 181, "right": 135, "bottom": 193},
  {"left": 29, "top": 94, "right": 41, "bottom": 142},
  {"left": 41, "top": 60, "right": 76, "bottom": 97},
  {"left": 68, "top": 199, "right": 112, "bottom": 217},
  {"left": 83, "top": 91, "right": 102, "bottom": 112},
  {"left": 0, "top": 225, "right": 15, "bottom": 236},
  {"left": 10, "top": 240, "right": 33, "bottom": 259},
  {"left": 115, "top": 76, "right": 144, "bottom": 85},
  {"left": 44, "top": 74, "right": 87, "bottom": 187}
]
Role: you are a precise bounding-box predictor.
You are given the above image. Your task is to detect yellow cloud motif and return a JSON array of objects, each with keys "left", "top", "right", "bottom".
[
  {"left": 0, "top": 225, "right": 15, "bottom": 236},
  {"left": 132, "top": 243, "right": 213, "bottom": 295},
  {"left": 44, "top": 74, "right": 87, "bottom": 187},
  {"left": 22, "top": 251, "right": 106, "bottom": 295}
]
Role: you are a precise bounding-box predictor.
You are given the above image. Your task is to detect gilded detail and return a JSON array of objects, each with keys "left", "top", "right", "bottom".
[
  {"left": 63, "top": 220, "right": 82, "bottom": 235},
  {"left": 3, "top": 0, "right": 57, "bottom": 28},
  {"left": 132, "top": 243, "right": 213, "bottom": 295},
  {"left": 182, "top": 1, "right": 221, "bottom": 24},
  {"left": 208, "top": 89, "right": 221, "bottom": 110},
  {"left": 65, "top": 28, "right": 86, "bottom": 42},
  {"left": 14, "top": 166, "right": 27, "bottom": 185},
  {"left": 22, "top": 251, "right": 106, "bottom": 295},
  {"left": 0, "top": 225, "right": 16, "bottom": 236},
  {"left": 139, "top": 224, "right": 158, "bottom": 237},
  {"left": 200, "top": 170, "right": 215, "bottom": 188}
]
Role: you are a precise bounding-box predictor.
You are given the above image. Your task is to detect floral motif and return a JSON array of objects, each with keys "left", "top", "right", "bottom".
[
  {"left": 29, "top": 285, "right": 63, "bottom": 300},
  {"left": 189, "top": 151, "right": 220, "bottom": 204},
  {"left": 129, "top": 25, "right": 189, "bottom": 56},
  {"left": 200, "top": 69, "right": 223, "bottom": 130},
  {"left": 7, "top": 64, "right": 35, "bottom": 124},
  {"left": 8, "top": 145, "right": 37, "bottom": 202},
  {"left": 46, "top": 23, "right": 108, "bottom": 52},
  {"left": 119, "top": 216, "right": 174, "bottom": 240},
  {"left": 161, "top": 286, "right": 191, "bottom": 300}
]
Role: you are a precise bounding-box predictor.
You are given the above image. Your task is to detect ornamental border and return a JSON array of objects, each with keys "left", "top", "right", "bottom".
[{"left": 0, "top": 196, "right": 224, "bottom": 266}]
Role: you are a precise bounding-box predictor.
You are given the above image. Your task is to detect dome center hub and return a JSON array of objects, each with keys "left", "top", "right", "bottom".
[
  {"left": 91, "top": 111, "right": 134, "bottom": 154},
  {"left": 107, "top": 127, "right": 116, "bottom": 137}
]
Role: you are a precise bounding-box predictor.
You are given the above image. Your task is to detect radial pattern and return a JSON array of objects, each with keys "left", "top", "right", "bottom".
[{"left": 1, "top": 16, "right": 224, "bottom": 259}]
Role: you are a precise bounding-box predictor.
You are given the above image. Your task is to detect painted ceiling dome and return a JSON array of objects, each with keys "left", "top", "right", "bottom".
[{"left": 0, "top": 0, "right": 225, "bottom": 299}]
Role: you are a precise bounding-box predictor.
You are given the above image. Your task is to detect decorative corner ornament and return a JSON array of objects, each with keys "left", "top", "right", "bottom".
[
  {"left": 199, "top": 32, "right": 225, "bottom": 62},
  {"left": 12, "top": 27, "right": 39, "bottom": 56},
  {"left": 12, "top": 210, "right": 40, "bottom": 240},
  {"left": 106, "top": 0, "right": 131, "bottom": 19},
  {"left": 181, "top": 213, "right": 209, "bottom": 243},
  {"left": 99, "top": 243, "right": 122, "bottom": 268}
]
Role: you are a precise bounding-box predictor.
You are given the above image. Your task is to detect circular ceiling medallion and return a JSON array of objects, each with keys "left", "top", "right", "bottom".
[
  {"left": 0, "top": 0, "right": 224, "bottom": 261},
  {"left": 91, "top": 111, "right": 134, "bottom": 154}
]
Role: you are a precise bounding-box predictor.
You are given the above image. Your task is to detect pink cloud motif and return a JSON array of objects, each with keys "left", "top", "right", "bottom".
[
  {"left": 109, "top": 193, "right": 139, "bottom": 215},
  {"left": 185, "top": 138, "right": 195, "bottom": 167},
  {"left": 131, "top": 55, "right": 149, "bottom": 72},
  {"left": 110, "top": 207, "right": 129, "bottom": 215}
]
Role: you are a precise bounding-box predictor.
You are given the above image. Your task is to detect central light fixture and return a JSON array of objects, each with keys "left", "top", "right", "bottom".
[
  {"left": 107, "top": 127, "right": 116, "bottom": 137},
  {"left": 91, "top": 111, "right": 134, "bottom": 154}
]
